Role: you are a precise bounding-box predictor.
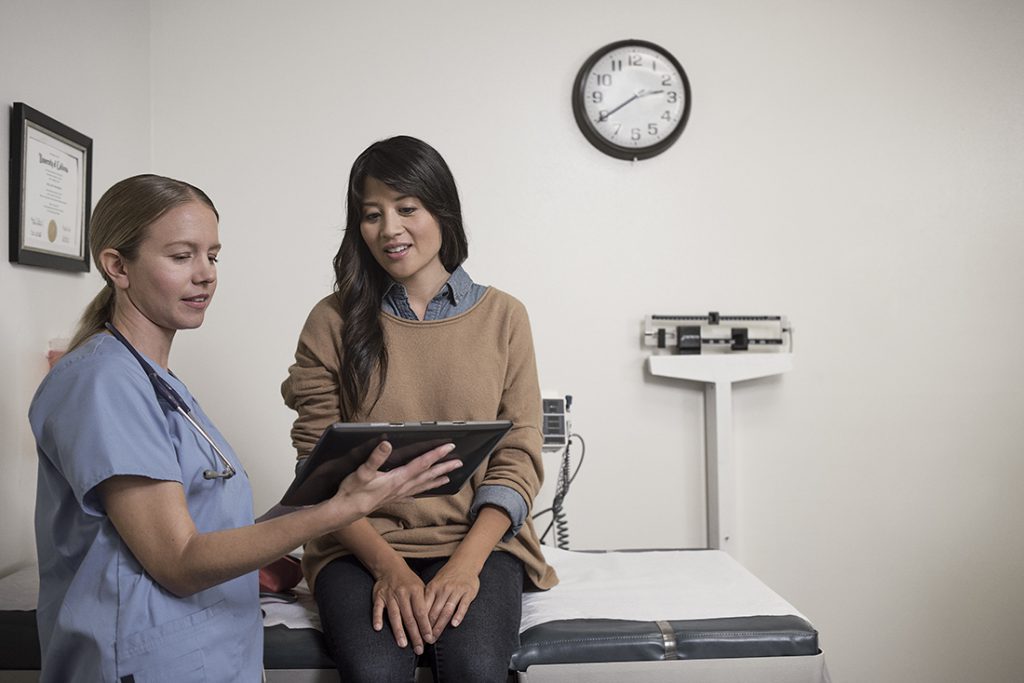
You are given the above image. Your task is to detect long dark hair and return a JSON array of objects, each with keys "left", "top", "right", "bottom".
[
  {"left": 333, "top": 136, "right": 468, "bottom": 418},
  {"left": 68, "top": 174, "right": 218, "bottom": 352}
]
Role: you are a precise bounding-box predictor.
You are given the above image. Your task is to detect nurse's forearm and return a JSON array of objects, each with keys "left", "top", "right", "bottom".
[
  {"left": 179, "top": 500, "right": 369, "bottom": 594},
  {"left": 100, "top": 476, "right": 370, "bottom": 597}
]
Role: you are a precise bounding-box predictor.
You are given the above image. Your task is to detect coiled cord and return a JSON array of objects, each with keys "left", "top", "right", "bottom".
[{"left": 535, "top": 433, "right": 586, "bottom": 549}]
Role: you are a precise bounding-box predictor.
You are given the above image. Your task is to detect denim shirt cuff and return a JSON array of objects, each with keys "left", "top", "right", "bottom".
[{"left": 470, "top": 485, "right": 528, "bottom": 541}]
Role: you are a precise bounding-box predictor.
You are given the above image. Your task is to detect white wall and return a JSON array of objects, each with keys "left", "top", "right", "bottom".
[
  {"left": 0, "top": 0, "right": 151, "bottom": 573},
  {"left": 3, "top": 1, "right": 1023, "bottom": 682}
]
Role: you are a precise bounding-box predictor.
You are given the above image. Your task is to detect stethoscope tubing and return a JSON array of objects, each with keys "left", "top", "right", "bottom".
[
  {"left": 103, "top": 323, "right": 236, "bottom": 480},
  {"left": 174, "top": 404, "right": 237, "bottom": 480}
]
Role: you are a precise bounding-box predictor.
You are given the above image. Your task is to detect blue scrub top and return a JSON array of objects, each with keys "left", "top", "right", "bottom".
[{"left": 29, "top": 333, "right": 262, "bottom": 683}]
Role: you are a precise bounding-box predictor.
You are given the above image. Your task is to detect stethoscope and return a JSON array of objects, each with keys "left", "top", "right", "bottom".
[{"left": 104, "top": 322, "right": 236, "bottom": 480}]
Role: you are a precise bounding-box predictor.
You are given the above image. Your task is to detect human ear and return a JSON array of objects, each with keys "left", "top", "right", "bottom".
[{"left": 98, "top": 248, "right": 130, "bottom": 290}]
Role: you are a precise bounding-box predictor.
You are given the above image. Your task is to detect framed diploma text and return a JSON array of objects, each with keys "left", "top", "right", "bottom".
[{"left": 9, "top": 103, "right": 93, "bottom": 272}]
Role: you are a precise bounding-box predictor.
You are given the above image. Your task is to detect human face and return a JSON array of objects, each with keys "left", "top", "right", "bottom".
[
  {"left": 114, "top": 201, "right": 220, "bottom": 346},
  {"left": 359, "top": 176, "right": 447, "bottom": 295}
]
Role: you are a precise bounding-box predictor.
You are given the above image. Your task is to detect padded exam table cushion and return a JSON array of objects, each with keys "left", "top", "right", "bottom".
[{"left": 512, "top": 547, "right": 818, "bottom": 668}]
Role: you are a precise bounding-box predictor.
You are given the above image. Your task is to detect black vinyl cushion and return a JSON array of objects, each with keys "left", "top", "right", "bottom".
[
  {"left": 0, "top": 611, "right": 40, "bottom": 670},
  {"left": 510, "top": 615, "right": 819, "bottom": 670}
]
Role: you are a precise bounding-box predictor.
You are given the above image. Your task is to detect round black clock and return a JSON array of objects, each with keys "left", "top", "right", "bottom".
[{"left": 572, "top": 39, "right": 692, "bottom": 161}]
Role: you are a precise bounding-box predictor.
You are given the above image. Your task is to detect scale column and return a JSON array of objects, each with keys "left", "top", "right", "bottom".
[
  {"left": 704, "top": 380, "right": 735, "bottom": 553},
  {"left": 647, "top": 353, "right": 793, "bottom": 558}
]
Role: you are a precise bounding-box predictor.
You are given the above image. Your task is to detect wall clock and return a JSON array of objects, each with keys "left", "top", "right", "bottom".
[{"left": 572, "top": 39, "right": 692, "bottom": 161}]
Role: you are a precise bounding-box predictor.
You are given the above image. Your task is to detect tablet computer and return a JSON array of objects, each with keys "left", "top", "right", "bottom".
[{"left": 279, "top": 420, "right": 513, "bottom": 506}]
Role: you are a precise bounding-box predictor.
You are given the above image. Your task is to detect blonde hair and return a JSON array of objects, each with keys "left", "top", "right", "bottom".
[{"left": 67, "top": 174, "right": 218, "bottom": 352}]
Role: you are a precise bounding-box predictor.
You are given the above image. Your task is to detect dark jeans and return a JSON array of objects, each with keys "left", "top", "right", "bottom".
[{"left": 315, "top": 552, "right": 524, "bottom": 683}]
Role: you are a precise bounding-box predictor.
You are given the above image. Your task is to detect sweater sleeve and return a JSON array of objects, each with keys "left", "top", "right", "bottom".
[
  {"left": 480, "top": 298, "right": 544, "bottom": 510},
  {"left": 471, "top": 484, "right": 528, "bottom": 539},
  {"left": 281, "top": 296, "right": 344, "bottom": 460}
]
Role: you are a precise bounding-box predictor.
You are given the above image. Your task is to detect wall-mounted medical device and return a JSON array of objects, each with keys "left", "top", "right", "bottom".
[
  {"left": 541, "top": 394, "right": 572, "bottom": 453},
  {"left": 644, "top": 312, "right": 792, "bottom": 354},
  {"left": 536, "top": 393, "right": 582, "bottom": 550}
]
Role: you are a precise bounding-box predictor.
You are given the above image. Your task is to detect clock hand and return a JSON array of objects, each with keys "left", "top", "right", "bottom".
[
  {"left": 598, "top": 91, "right": 643, "bottom": 122},
  {"left": 597, "top": 89, "right": 666, "bottom": 122}
]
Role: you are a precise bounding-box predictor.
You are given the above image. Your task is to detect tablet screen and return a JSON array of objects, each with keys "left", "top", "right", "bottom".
[{"left": 279, "top": 420, "right": 513, "bottom": 506}]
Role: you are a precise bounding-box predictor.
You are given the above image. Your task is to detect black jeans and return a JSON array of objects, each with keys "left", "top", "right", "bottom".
[{"left": 315, "top": 552, "right": 523, "bottom": 683}]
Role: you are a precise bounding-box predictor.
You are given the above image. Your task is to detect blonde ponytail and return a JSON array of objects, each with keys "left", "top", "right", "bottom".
[{"left": 67, "top": 286, "right": 116, "bottom": 353}]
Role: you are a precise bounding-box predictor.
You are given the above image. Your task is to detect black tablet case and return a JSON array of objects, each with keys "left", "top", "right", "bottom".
[{"left": 280, "top": 421, "right": 513, "bottom": 506}]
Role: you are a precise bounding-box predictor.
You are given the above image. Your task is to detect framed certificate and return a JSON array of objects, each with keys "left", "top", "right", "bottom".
[{"left": 9, "top": 103, "right": 93, "bottom": 272}]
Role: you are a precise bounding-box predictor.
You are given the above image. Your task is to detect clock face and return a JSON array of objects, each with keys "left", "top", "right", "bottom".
[{"left": 572, "top": 40, "right": 691, "bottom": 160}]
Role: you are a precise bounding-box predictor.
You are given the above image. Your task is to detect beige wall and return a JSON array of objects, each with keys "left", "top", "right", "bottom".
[
  {"left": 3, "top": 1, "right": 1024, "bottom": 682},
  {"left": 0, "top": 0, "right": 151, "bottom": 571}
]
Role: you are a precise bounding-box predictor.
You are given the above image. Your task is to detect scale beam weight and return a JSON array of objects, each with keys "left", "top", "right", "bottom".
[{"left": 648, "top": 352, "right": 793, "bottom": 556}]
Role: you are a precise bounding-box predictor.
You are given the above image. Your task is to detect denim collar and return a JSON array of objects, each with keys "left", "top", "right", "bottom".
[{"left": 382, "top": 265, "right": 478, "bottom": 320}]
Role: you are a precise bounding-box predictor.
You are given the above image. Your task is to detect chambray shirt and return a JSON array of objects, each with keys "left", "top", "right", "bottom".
[{"left": 382, "top": 266, "right": 528, "bottom": 539}]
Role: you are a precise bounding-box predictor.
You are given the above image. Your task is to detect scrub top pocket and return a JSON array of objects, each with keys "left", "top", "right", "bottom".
[
  {"left": 121, "top": 648, "right": 205, "bottom": 682},
  {"left": 117, "top": 600, "right": 226, "bottom": 680}
]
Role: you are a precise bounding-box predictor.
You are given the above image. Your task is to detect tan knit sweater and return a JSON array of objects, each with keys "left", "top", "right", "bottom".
[{"left": 282, "top": 288, "right": 558, "bottom": 592}]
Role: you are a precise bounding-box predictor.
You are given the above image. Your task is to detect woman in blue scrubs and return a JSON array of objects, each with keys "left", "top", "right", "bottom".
[{"left": 28, "top": 174, "right": 460, "bottom": 683}]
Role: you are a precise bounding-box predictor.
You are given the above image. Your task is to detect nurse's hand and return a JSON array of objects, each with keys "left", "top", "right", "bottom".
[
  {"left": 330, "top": 441, "right": 461, "bottom": 519},
  {"left": 372, "top": 560, "right": 434, "bottom": 654}
]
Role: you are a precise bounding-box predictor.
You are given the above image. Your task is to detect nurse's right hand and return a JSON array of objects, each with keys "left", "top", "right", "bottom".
[{"left": 330, "top": 441, "right": 461, "bottom": 520}]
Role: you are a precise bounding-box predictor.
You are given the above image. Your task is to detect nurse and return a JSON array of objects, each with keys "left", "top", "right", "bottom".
[{"left": 29, "top": 174, "right": 460, "bottom": 683}]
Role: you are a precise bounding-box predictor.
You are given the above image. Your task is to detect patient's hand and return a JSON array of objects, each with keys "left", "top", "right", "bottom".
[
  {"left": 373, "top": 562, "right": 434, "bottom": 654},
  {"left": 425, "top": 559, "right": 481, "bottom": 639}
]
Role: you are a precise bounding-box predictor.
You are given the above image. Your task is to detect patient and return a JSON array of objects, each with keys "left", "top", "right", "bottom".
[{"left": 282, "top": 135, "right": 558, "bottom": 682}]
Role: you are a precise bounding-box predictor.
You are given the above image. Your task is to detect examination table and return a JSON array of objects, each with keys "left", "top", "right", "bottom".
[{"left": 0, "top": 547, "right": 829, "bottom": 682}]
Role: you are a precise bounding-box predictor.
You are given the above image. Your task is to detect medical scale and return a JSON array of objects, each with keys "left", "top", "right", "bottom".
[
  {"left": 645, "top": 312, "right": 793, "bottom": 557},
  {"left": 643, "top": 312, "right": 792, "bottom": 354}
]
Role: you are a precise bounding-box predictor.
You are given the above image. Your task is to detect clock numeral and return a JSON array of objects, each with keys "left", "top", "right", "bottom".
[
  {"left": 667, "top": 91, "right": 679, "bottom": 103},
  {"left": 631, "top": 128, "right": 642, "bottom": 141},
  {"left": 648, "top": 123, "right": 658, "bottom": 136},
  {"left": 591, "top": 91, "right": 604, "bottom": 104},
  {"left": 662, "top": 75, "right": 673, "bottom": 87},
  {"left": 610, "top": 58, "right": 623, "bottom": 71},
  {"left": 628, "top": 54, "right": 642, "bottom": 67},
  {"left": 594, "top": 73, "right": 612, "bottom": 87},
  {"left": 661, "top": 110, "right": 672, "bottom": 121},
  {"left": 612, "top": 123, "right": 622, "bottom": 138}
]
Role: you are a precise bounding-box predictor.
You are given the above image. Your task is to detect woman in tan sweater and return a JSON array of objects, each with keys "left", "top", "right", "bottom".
[{"left": 282, "top": 136, "right": 556, "bottom": 682}]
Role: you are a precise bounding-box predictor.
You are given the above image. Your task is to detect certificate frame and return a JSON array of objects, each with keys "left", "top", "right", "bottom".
[{"left": 9, "top": 103, "right": 93, "bottom": 272}]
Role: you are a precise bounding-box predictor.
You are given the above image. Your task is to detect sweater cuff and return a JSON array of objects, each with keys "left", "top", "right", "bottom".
[{"left": 470, "top": 485, "right": 528, "bottom": 541}]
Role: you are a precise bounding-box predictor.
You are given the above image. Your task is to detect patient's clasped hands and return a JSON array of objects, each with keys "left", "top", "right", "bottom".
[{"left": 371, "top": 556, "right": 481, "bottom": 655}]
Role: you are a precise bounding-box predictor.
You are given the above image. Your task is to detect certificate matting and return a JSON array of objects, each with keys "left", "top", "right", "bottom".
[{"left": 9, "top": 103, "right": 93, "bottom": 272}]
